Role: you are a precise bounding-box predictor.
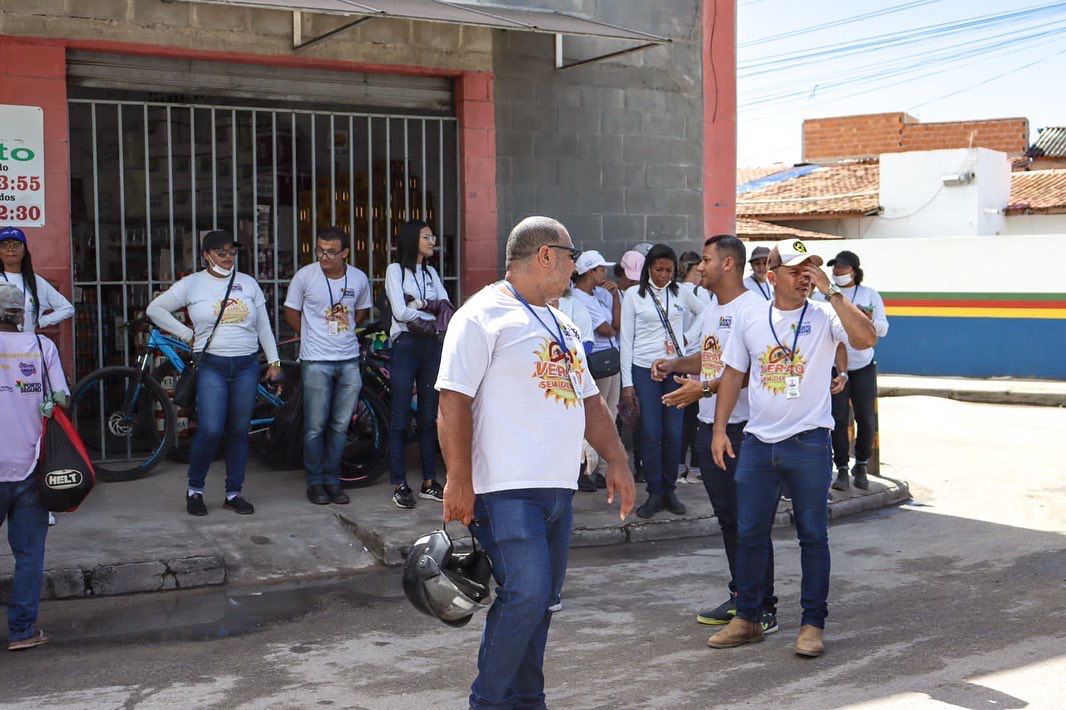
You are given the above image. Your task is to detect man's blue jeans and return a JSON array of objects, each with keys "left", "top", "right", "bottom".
[
  {"left": 470, "top": 488, "right": 573, "bottom": 710},
  {"left": 188, "top": 353, "right": 260, "bottom": 494},
  {"left": 302, "top": 359, "right": 362, "bottom": 486},
  {"left": 631, "top": 365, "right": 683, "bottom": 494},
  {"left": 694, "top": 421, "right": 777, "bottom": 612},
  {"left": 734, "top": 428, "right": 833, "bottom": 628},
  {"left": 0, "top": 476, "right": 48, "bottom": 642}
]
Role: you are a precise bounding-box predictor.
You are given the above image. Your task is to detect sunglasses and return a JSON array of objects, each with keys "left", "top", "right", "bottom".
[{"left": 547, "top": 245, "right": 582, "bottom": 262}]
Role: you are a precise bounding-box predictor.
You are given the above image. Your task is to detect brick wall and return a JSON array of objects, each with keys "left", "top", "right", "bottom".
[{"left": 803, "top": 113, "right": 1030, "bottom": 163}]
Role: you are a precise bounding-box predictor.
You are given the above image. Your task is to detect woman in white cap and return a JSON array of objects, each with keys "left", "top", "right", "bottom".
[
  {"left": 147, "top": 230, "right": 281, "bottom": 517},
  {"left": 0, "top": 227, "right": 74, "bottom": 333}
]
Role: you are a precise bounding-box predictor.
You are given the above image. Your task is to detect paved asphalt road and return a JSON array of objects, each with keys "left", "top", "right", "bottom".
[{"left": 1, "top": 396, "right": 1063, "bottom": 709}]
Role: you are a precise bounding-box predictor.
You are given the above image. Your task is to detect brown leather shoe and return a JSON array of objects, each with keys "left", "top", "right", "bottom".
[
  {"left": 8, "top": 628, "right": 51, "bottom": 651},
  {"left": 794, "top": 624, "right": 824, "bottom": 657},
  {"left": 707, "top": 616, "right": 764, "bottom": 648}
]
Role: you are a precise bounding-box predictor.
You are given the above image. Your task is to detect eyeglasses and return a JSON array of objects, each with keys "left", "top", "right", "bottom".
[
  {"left": 0, "top": 241, "right": 25, "bottom": 250},
  {"left": 315, "top": 248, "right": 345, "bottom": 259},
  {"left": 211, "top": 248, "right": 238, "bottom": 257},
  {"left": 421, "top": 233, "right": 438, "bottom": 244},
  {"left": 547, "top": 245, "right": 582, "bottom": 262}
]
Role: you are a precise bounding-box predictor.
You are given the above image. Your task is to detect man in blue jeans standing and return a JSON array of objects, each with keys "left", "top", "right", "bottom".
[
  {"left": 0, "top": 282, "right": 67, "bottom": 650},
  {"left": 436, "top": 216, "right": 635, "bottom": 709},
  {"left": 709, "top": 238, "right": 877, "bottom": 657},
  {"left": 284, "top": 226, "right": 372, "bottom": 505}
]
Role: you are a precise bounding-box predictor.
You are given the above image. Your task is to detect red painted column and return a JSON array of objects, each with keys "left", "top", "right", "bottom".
[
  {"left": 703, "top": 0, "right": 737, "bottom": 236},
  {"left": 455, "top": 71, "right": 498, "bottom": 299},
  {"left": 0, "top": 37, "right": 73, "bottom": 376}
]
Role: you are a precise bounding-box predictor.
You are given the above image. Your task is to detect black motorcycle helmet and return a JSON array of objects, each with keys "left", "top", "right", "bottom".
[{"left": 403, "top": 528, "right": 493, "bottom": 627}]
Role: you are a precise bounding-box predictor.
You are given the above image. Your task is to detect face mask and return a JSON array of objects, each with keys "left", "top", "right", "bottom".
[
  {"left": 832, "top": 273, "right": 854, "bottom": 286},
  {"left": 208, "top": 255, "right": 235, "bottom": 277}
]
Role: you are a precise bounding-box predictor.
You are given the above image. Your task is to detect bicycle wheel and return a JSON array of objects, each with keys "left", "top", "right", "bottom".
[
  {"left": 339, "top": 387, "right": 389, "bottom": 489},
  {"left": 70, "top": 366, "right": 176, "bottom": 481}
]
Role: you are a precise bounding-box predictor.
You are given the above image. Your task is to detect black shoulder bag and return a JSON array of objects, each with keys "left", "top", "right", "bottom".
[
  {"left": 172, "top": 271, "right": 236, "bottom": 408},
  {"left": 650, "top": 289, "right": 684, "bottom": 357}
]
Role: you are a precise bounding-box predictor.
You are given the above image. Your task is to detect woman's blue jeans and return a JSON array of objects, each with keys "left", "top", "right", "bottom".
[
  {"left": 187, "top": 353, "right": 260, "bottom": 494},
  {"left": 631, "top": 366, "right": 683, "bottom": 494}
]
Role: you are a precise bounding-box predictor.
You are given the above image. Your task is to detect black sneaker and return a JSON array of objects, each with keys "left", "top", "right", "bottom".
[
  {"left": 761, "top": 610, "right": 779, "bottom": 635},
  {"left": 831, "top": 466, "right": 850, "bottom": 491},
  {"left": 223, "top": 495, "right": 255, "bottom": 515},
  {"left": 636, "top": 492, "right": 665, "bottom": 519},
  {"left": 324, "top": 484, "right": 350, "bottom": 505},
  {"left": 852, "top": 462, "right": 869, "bottom": 490},
  {"left": 186, "top": 492, "right": 207, "bottom": 516},
  {"left": 577, "top": 472, "right": 597, "bottom": 492},
  {"left": 593, "top": 472, "right": 607, "bottom": 490},
  {"left": 696, "top": 596, "right": 737, "bottom": 625},
  {"left": 393, "top": 484, "right": 416, "bottom": 509},
  {"left": 419, "top": 480, "right": 444, "bottom": 502},
  {"left": 306, "top": 484, "right": 329, "bottom": 505},
  {"left": 664, "top": 489, "right": 687, "bottom": 515}
]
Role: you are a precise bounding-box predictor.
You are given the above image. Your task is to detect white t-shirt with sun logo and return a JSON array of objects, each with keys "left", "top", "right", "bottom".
[
  {"left": 697, "top": 291, "right": 755, "bottom": 426},
  {"left": 285, "top": 263, "right": 372, "bottom": 361},
  {"left": 721, "top": 298, "right": 846, "bottom": 443},
  {"left": 435, "top": 283, "right": 599, "bottom": 495}
]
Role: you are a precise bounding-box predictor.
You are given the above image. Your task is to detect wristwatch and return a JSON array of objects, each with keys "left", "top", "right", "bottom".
[
  {"left": 701, "top": 380, "right": 714, "bottom": 398},
  {"left": 825, "top": 283, "right": 843, "bottom": 299},
  {"left": 268, "top": 360, "right": 281, "bottom": 367}
]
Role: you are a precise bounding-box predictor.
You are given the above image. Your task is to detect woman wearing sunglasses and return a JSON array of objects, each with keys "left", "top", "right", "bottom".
[
  {"left": 0, "top": 226, "right": 75, "bottom": 333},
  {"left": 146, "top": 230, "right": 281, "bottom": 517}
]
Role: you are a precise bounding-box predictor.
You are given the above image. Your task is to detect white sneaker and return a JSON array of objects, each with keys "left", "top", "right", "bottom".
[
  {"left": 48, "top": 513, "right": 56, "bottom": 527},
  {"left": 548, "top": 601, "right": 563, "bottom": 613}
]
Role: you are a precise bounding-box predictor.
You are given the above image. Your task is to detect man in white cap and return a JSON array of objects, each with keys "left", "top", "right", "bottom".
[
  {"left": 743, "top": 245, "right": 773, "bottom": 301},
  {"left": 707, "top": 238, "right": 876, "bottom": 658}
]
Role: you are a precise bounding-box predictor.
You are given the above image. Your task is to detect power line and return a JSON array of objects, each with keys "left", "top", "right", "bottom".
[
  {"left": 741, "top": 0, "right": 944, "bottom": 48},
  {"left": 906, "top": 45, "right": 1066, "bottom": 110}
]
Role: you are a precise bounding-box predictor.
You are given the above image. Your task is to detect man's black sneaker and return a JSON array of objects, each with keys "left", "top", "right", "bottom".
[
  {"left": 594, "top": 472, "right": 607, "bottom": 489},
  {"left": 761, "top": 610, "right": 779, "bottom": 635},
  {"left": 577, "top": 472, "right": 597, "bottom": 492},
  {"left": 852, "top": 462, "right": 870, "bottom": 490},
  {"left": 186, "top": 493, "right": 207, "bottom": 517},
  {"left": 324, "top": 484, "right": 350, "bottom": 505},
  {"left": 223, "top": 495, "right": 255, "bottom": 515},
  {"left": 636, "top": 492, "right": 665, "bottom": 519},
  {"left": 393, "top": 484, "right": 416, "bottom": 509},
  {"left": 696, "top": 596, "right": 737, "bottom": 625},
  {"left": 306, "top": 484, "right": 329, "bottom": 505},
  {"left": 781, "top": 481, "right": 792, "bottom": 502},
  {"left": 419, "top": 480, "right": 444, "bottom": 502},
  {"left": 831, "top": 466, "right": 850, "bottom": 491},
  {"left": 664, "top": 489, "right": 687, "bottom": 515}
]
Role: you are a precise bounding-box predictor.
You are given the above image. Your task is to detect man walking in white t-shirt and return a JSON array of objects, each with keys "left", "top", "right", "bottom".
[
  {"left": 708, "top": 238, "right": 876, "bottom": 658},
  {"left": 284, "top": 226, "right": 372, "bottom": 506},
  {"left": 437, "top": 216, "right": 636, "bottom": 709}
]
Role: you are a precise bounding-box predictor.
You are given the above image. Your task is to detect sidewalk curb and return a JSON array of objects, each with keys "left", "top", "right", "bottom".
[
  {"left": 2, "top": 554, "right": 227, "bottom": 603},
  {"left": 879, "top": 385, "right": 1065, "bottom": 408}
]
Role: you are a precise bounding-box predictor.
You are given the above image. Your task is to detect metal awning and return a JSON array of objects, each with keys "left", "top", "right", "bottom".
[{"left": 178, "top": 0, "right": 671, "bottom": 69}]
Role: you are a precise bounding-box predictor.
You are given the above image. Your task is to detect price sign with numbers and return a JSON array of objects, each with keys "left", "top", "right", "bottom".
[{"left": 0, "top": 105, "right": 45, "bottom": 227}]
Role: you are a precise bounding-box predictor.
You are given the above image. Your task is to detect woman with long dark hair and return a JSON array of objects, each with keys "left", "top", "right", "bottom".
[
  {"left": 620, "top": 244, "right": 707, "bottom": 518},
  {"left": 384, "top": 220, "right": 451, "bottom": 510},
  {"left": 0, "top": 227, "right": 74, "bottom": 332}
]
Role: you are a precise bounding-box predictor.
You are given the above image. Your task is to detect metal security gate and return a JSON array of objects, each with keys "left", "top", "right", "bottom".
[{"left": 68, "top": 98, "right": 460, "bottom": 380}]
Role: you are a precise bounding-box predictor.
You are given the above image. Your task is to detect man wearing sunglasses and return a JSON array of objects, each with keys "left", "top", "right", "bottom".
[{"left": 284, "top": 226, "right": 372, "bottom": 506}]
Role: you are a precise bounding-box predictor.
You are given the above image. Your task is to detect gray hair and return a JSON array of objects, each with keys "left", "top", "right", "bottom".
[
  {"left": 505, "top": 216, "right": 566, "bottom": 268},
  {"left": 0, "top": 282, "right": 26, "bottom": 325}
]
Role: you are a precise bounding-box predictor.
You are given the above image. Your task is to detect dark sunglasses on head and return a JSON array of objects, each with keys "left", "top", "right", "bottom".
[{"left": 547, "top": 245, "right": 582, "bottom": 262}]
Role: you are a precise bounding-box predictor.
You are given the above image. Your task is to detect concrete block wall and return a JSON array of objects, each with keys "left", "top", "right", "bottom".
[
  {"left": 491, "top": 0, "right": 706, "bottom": 263},
  {"left": 803, "top": 112, "right": 1030, "bottom": 164}
]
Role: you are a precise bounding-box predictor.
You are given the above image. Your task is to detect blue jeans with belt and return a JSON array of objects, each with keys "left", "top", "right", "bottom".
[
  {"left": 734, "top": 428, "right": 833, "bottom": 628},
  {"left": 469, "top": 488, "right": 573, "bottom": 710},
  {"left": 1, "top": 476, "right": 49, "bottom": 642},
  {"left": 631, "top": 365, "right": 683, "bottom": 494},
  {"left": 302, "top": 359, "right": 362, "bottom": 486},
  {"left": 187, "top": 353, "right": 260, "bottom": 494},
  {"left": 388, "top": 333, "right": 442, "bottom": 486}
]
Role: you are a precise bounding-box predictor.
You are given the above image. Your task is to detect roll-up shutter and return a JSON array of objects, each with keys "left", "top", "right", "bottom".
[{"left": 66, "top": 50, "right": 453, "bottom": 113}]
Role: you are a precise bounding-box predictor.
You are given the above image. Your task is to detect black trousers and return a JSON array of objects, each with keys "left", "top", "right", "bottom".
[{"left": 831, "top": 361, "right": 878, "bottom": 468}]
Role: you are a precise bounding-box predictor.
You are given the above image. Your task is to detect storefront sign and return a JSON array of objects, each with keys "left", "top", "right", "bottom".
[{"left": 0, "top": 105, "right": 45, "bottom": 227}]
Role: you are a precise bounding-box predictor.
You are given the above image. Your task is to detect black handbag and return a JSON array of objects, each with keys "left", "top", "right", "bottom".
[
  {"left": 172, "top": 271, "right": 236, "bottom": 408},
  {"left": 34, "top": 337, "right": 96, "bottom": 512},
  {"left": 588, "top": 346, "right": 620, "bottom": 379}
]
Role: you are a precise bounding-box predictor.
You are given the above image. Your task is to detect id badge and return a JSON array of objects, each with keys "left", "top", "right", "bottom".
[
  {"left": 568, "top": 369, "right": 584, "bottom": 398},
  {"left": 665, "top": 340, "right": 676, "bottom": 356},
  {"left": 328, "top": 319, "right": 340, "bottom": 336},
  {"left": 785, "top": 375, "right": 801, "bottom": 400}
]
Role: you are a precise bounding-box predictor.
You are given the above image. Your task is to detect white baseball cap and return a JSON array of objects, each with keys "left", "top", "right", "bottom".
[
  {"left": 767, "top": 238, "right": 824, "bottom": 269},
  {"left": 575, "top": 250, "right": 615, "bottom": 275}
]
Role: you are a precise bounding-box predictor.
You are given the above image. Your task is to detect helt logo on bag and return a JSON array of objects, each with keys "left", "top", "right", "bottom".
[
  {"left": 45, "top": 469, "right": 84, "bottom": 490},
  {"left": 15, "top": 379, "right": 42, "bottom": 393},
  {"left": 18, "top": 361, "right": 36, "bottom": 377}
]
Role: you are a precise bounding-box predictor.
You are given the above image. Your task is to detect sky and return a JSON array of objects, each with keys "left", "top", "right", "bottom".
[{"left": 736, "top": 0, "right": 1066, "bottom": 166}]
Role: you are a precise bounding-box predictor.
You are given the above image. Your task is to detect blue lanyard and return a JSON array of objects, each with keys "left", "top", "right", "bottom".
[
  {"left": 324, "top": 268, "right": 348, "bottom": 310},
  {"left": 849, "top": 285, "right": 859, "bottom": 304},
  {"left": 754, "top": 278, "right": 771, "bottom": 300},
  {"left": 506, "top": 282, "right": 571, "bottom": 365},
  {"left": 768, "top": 301, "right": 808, "bottom": 369},
  {"left": 407, "top": 266, "right": 429, "bottom": 301}
]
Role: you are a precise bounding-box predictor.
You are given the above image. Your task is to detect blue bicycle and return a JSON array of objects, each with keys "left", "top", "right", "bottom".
[{"left": 70, "top": 317, "right": 388, "bottom": 483}]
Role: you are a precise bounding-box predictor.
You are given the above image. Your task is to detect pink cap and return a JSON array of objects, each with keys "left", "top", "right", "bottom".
[{"left": 619, "top": 251, "right": 644, "bottom": 281}]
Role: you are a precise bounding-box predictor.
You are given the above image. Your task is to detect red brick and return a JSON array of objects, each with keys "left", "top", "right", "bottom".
[{"left": 461, "top": 99, "right": 495, "bottom": 131}]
